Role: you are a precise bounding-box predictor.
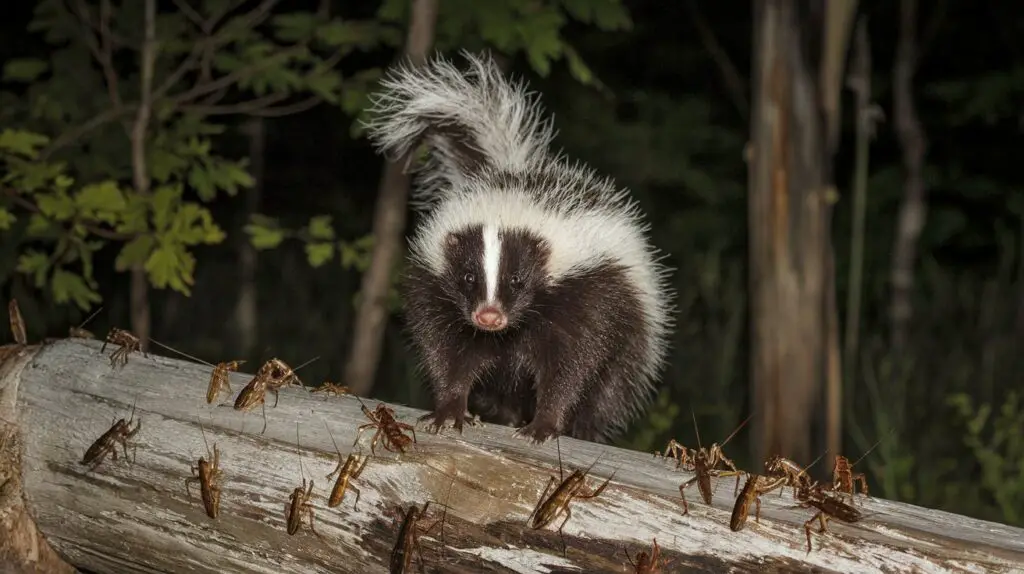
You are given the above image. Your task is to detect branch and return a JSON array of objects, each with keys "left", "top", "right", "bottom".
[
  {"left": 685, "top": 0, "right": 748, "bottom": 119},
  {"left": 1, "top": 188, "right": 134, "bottom": 241},
  {"left": 130, "top": 0, "right": 157, "bottom": 198},
  {"left": 37, "top": 106, "right": 137, "bottom": 160},
  {"left": 4, "top": 339, "right": 1024, "bottom": 573},
  {"left": 165, "top": 44, "right": 307, "bottom": 109},
  {"left": 181, "top": 94, "right": 322, "bottom": 117},
  {"left": 71, "top": 0, "right": 124, "bottom": 112},
  {"left": 171, "top": 0, "right": 206, "bottom": 29},
  {"left": 154, "top": 0, "right": 282, "bottom": 100}
]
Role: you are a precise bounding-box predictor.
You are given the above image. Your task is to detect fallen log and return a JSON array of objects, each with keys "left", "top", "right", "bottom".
[{"left": 1, "top": 338, "right": 1023, "bottom": 574}]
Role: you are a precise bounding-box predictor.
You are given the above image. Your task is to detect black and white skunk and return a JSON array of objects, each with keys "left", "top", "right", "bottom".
[{"left": 364, "top": 52, "right": 675, "bottom": 444}]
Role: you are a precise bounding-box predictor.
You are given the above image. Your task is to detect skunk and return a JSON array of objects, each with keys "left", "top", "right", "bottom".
[{"left": 364, "top": 51, "right": 675, "bottom": 444}]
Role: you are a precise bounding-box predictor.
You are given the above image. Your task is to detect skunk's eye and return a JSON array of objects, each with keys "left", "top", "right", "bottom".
[
  {"left": 463, "top": 272, "right": 476, "bottom": 284},
  {"left": 509, "top": 274, "right": 522, "bottom": 289}
]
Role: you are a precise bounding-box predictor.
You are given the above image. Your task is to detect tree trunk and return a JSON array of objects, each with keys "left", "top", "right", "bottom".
[
  {"left": 3, "top": 340, "right": 1024, "bottom": 573},
  {"left": 890, "top": 0, "right": 927, "bottom": 351},
  {"left": 235, "top": 118, "right": 264, "bottom": 360},
  {"left": 343, "top": 0, "right": 440, "bottom": 397},
  {"left": 129, "top": 0, "right": 157, "bottom": 354},
  {"left": 748, "top": 0, "right": 855, "bottom": 468}
]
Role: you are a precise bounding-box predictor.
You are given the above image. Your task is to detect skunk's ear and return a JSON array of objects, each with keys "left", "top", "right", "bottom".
[{"left": 363, "top": 50, "right": 554, "bottom": 200}]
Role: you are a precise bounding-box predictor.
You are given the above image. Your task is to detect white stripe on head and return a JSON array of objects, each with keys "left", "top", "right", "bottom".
[{"left": 482, "top": 225, "right": 501, "bottom": 303}]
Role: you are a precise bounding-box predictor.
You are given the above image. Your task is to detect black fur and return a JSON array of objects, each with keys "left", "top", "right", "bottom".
[{"left": 402, "top": 226, "right": 650, "bottom": 443}]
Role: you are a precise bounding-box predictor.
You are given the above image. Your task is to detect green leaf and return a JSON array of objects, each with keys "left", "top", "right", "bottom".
[
  {"left": 0, "top": 207, "right": 15, "bottom": 230},
  {"left": 272, "top": 12, "right": 319, "bottom": 43},
  {"left": 35, "top": 191, "right": 75, "bottom": 220},
  {"left": 151, "top": 185, "right": 183, "bottom": 232},
  {"left": 16, "top": 251, "right": 50, "bottom": 287},
  {"left": 2, "top": 58, "right": 49, "bottom": 82},
  {"left": 115, "top": 235, "right": 156, "bottom": 271},
  {"left": 26, "top": 214, "right": 54, "bottom": 237},
  {"left": 245, "top": 215, "right": 286, "bottom": 250},
  {"left": 52, "top": 268, "right": 102, "bottom": 310},
  {"left": 562, "top": 44, "right": 594, "bottom": 86},
  {"left": 305, "top": 242, "right": 335, "bottom": 267},
  {"left": 306, "top": 72, "right": 342, "bottom": 104},
  {"left": 75, "top": 181, "right": 127, "bottom": 223},
  {"left": 169, "top": 203, "right": 225, "bottom": 244},
  {"left": 145, "top": 242, "right": 196, "bottom": 295},
  {"left": 308, "top": 215, "right": 335, "bottom": 240},
  {"left": 0, "top": 129, "right": 50, "bottom": 158}
]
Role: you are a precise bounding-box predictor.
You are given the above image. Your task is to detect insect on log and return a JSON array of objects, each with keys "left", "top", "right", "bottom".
[{"left": 2, "top": 339, "right": 1023, "bottom": 573}]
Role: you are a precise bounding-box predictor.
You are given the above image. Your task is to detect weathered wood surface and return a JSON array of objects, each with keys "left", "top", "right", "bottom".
[{"left": 2, "top": 339, "right": 1024, "bottom": 574}]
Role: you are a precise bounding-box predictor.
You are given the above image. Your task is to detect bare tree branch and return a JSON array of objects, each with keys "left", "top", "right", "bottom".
[
  {"left": 39, "top": 106, "right": 137, "bottom": 160},
  {"left": 890, "top": 0, "right": 928, "bottom": 350},
  {"left": 685, "top": 0, "right": 748, "bottom": 119},
  {"left": 71, "top": 0, "right": 124, "bottom": 113},
  {"left": 171, "top": 0, "right": 206, "bottom": 29},
  {"left": 154, "top": 0, "right": 282, "bottom": 100},
  {"left": 129, "top": 0, "right": 158, "bottom": 354}
]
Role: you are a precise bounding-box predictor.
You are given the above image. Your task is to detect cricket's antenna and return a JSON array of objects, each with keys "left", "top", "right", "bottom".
[
  {"left": 556, "top": 435, "right": 564, "bottom": 482},
  {"left": 78, "top": 306, "right": 103, "bottom": 328},
  {"left": 720, "top": 413, "right": 754, "bottom": 448},
  {"left": 690, "top": 409, "right": 702, "bottom": 449},
  {"left": 148, "top": 337, "right": 212, "bottom": 366},
  {"left": 296, "top": 421, "right": 306, "bottom": 482}
]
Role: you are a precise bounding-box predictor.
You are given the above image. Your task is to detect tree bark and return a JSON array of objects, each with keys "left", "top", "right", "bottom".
[
  {"left": 343, "top": 0, "right": 440, "bottom": 397},
  {"left": 0, "top": 346, "right": 77, "bottom": 574},
  {"left": 235, "top": 118, "right": 264, "bottom": 360},
  {"left": 748, "top": 0, "right": 855, "bottom": 468},
  {"left": 890, "top": 0, "right": 928, "bottom": 351},
  {"left": 129, "top": 0, "right": 158, "bottom": 353},
  {"left": 3, "top": 340, "right": 1024, "bottom": 573}
]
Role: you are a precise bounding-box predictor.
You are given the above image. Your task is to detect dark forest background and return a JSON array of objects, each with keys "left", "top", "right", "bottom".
[{"left": 1, "top": 0, "right": 1022, "bottom": 529}]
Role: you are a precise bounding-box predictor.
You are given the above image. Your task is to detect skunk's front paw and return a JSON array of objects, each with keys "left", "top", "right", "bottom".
[{"left": 514, "top": 419, "right": 560, "bottom": 444}]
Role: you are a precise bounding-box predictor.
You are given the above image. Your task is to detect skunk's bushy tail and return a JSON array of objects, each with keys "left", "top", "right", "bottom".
[{"left": 364, "top": 51, "right": 554, "bottom": 206}]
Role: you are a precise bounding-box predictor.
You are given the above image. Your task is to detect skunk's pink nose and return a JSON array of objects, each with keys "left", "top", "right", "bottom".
[{"left": 473, "top": 306, "right": 507, "bottom": 331}]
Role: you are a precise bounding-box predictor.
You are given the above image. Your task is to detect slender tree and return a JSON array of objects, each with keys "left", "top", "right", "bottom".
[{"left": 748, "top": 0, "right": 856, "bottom": 465}]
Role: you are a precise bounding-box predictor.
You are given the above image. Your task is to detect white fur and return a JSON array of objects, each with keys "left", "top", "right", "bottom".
[
  {"left": 364, "top": 50, "right": 554, "bottom": 211},
  {"left": 364, "top": 52, "right": 676, "bottom": 423},
  {"left": 482, "top": 224, "right": 501, "bottom": 303}
]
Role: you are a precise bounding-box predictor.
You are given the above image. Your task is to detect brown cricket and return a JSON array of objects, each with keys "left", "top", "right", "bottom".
[
  {"left": 528, "top": 440, "right": 615, "bottom": 555},
  {"left": 207, "top": 360, "right": 244, "bottom": 404},
  {"left": 101, "top": 327, "right": 146, "bottom": 369},
  {"left": 729, "top": 473, "right": 787, "bottom": 532},
  {"left": 69, "top": 306, "right": 102, "bottom": 339},
  {"left": 323, "top": 419, "right": 368, "bottom": 510},
  {"left": 625, "top": 538, "right": 670, "bottom": 573},
  {"left": 352, "top": 397, "right": 417, "bottom": 455},
  {"left": 81, "top": 400, "right": 142, "bottom": 471},
  {"left": 832, "top": 438, "right": 882, "bottom": 504},
  {"left": 285, "top": 422, "right": 318, "bottom": 536},
  {"left": 233, "top": 357, "right": 316, "bottom": 434},
  {"left": 8, "top": 298, "right": 26, "bottom": 345},
  {"left": 312, "top": 381, "right": 351, "bottom": 397},
  {"left": 677, "top": 412, "right": 751, "bottom": 514},
  {"left": 389, "top": 478, "right": 454, "bottom": 574},
  {"left": 764, "top": 450, "right": 827, "bottom": 499},
  {"left": 796, "top": 481, "right": 864, "bottom": 552},
  {"left": 185, "top": 420, "right": 223, "bottom": 519},
  {"left": 655, "top": 438, "right": 692, "bottom": 469}
]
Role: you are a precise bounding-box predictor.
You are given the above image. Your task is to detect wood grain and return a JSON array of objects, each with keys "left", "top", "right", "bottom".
[{"left": 2, "top": 339, "right": 1023, "bottom": 573}]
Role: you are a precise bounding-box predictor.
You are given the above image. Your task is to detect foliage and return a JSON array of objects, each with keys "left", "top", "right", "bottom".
[
  {"left": 0, "top": 0, "right": 397, "bottom": 307},
  {"left": 379, "top": 0, "right": 630, "bottom": 84},
  {"left": 246, "top": 0, "right": 634, "bottom": 271},
  {"left": 948, "top": 391, "right": 1024, "bottom": 525}
]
